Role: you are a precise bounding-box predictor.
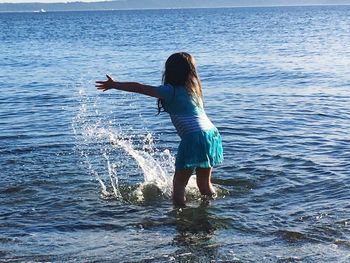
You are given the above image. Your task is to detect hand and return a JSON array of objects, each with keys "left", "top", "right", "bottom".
[{"left": 95, "top": 75, "right": 116, "bottom": 92}]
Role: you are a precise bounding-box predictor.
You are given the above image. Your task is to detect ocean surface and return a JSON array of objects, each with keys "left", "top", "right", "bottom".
[{"left": 0, "top": 6, "right": 350, "bottom": 262}]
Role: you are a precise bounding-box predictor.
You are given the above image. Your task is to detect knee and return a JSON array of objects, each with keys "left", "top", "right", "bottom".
[
  {"left": 173, "top": 170, "right": 191, "bottom": 185},
  {"left": 173, "top": 174, "right": 184, "bottom": 188}
]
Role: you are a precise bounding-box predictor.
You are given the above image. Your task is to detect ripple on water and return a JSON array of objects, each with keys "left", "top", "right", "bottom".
[{"left": 1, "top": 6, "right": 350, "bottom": 262}]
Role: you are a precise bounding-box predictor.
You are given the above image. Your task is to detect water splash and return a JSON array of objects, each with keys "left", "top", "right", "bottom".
[
  {"left": 109, "top": 133, "right": 173, "bottom": 199},
  {"left": 72, "top": 84, "right": 183, "bottom": 203}
]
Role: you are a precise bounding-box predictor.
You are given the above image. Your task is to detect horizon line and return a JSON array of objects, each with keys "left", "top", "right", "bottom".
[{"left": 0, "top": 3, "right": 349, "bottom": 13}]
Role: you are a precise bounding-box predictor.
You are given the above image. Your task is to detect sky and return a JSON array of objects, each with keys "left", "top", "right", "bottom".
[
  {"left": 0, "top": 0, "right": 108, "bottom": 2},
  {"left": 1, "top": 0, "right": 349, "bottom": 4}
]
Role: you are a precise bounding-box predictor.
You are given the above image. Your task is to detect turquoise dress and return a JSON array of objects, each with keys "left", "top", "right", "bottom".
[{"left": 155, "top": 84, "right": 223, "bottom": 171}]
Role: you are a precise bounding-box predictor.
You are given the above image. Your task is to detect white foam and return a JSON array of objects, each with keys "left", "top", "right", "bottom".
[{"left": 72, "top": 85, "right": 199, "bottom": 203}]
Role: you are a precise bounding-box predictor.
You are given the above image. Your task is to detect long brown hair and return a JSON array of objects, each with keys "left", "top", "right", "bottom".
[{"left": 158, "top": 52, "right": 203, "bottom": 113}]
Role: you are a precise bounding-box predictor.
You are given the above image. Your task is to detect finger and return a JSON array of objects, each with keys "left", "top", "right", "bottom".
[
  {"left": 96, "top": 86, "right": 106, "bottom": 89},
  {"left": 95, "top": 81, "right": 105, "bottom": 84},
  {"left": 106, "top": 74, "right": 113, "bottom": 81}
]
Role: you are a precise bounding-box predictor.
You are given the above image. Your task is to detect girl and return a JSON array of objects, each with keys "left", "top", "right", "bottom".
[{"left": 96, "top": 52, "right": 223, "bottom": 206}]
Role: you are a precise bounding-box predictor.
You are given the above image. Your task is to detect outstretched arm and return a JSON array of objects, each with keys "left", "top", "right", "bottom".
[{"left": 95, "top": 75, "right": 161, "bottom": 98}]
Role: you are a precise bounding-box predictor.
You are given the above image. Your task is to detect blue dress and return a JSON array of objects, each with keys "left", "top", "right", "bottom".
[{"left": 155, "top": 84, "right": 223, "bottom": 171}]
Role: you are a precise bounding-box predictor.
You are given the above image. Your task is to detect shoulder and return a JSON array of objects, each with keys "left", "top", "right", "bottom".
[{"left": 154, "top": 84, "right": 175, "bottom": 100}]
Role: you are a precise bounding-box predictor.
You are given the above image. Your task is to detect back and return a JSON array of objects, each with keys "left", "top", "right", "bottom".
[
  {"left": 156, "top": 84, "right": 204, "bottom": 115},
  {"left": 155, "top": 84, "right": 215, "bottom": 138}
]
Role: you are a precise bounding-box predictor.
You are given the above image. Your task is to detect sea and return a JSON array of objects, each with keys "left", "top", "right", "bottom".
[{"left": 0, "top": 5, "right": 349, "bottom": 262}]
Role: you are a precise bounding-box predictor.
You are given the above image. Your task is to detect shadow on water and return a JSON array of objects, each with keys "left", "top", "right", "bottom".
[{"left": 168, "top": 204, "right": 230, "bottom": 262}]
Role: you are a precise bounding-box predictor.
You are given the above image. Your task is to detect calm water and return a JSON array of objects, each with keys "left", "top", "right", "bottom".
[{"left": 1, "top": 6, "right": 350, "bottom": 262}]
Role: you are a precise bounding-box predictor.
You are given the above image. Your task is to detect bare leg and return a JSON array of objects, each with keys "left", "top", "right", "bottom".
[
  {"left": 196, "top": 167, "right": 216, "bottom": 198},
  {"left": 173, "top": 169, "right": 193, "bottom": 206}
]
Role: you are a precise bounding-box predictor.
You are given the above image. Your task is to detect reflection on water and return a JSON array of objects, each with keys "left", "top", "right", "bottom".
[{"left": 171, "top": 204, "right": 223, "bottom": 262}]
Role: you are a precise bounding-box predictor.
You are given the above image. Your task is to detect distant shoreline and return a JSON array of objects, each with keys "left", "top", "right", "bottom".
[{"left": 0, "top": 4, "right": 349, "bottom": 13}]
